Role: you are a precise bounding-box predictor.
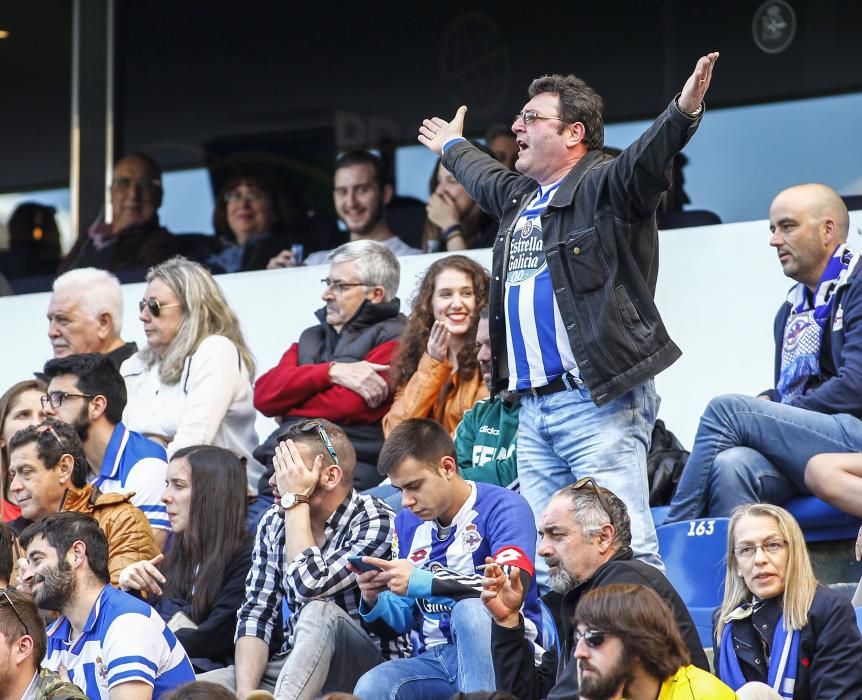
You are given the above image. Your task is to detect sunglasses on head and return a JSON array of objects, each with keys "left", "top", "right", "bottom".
[
  {"left": 571, "top": 476, "right": 613, "bottom": 521},
  {"left": 139, "top": 297, "right": 182, "bottom": 317},
  {"left": 574, "top": 629, "right": 612, "bottom": 648},
  {"left": 300, "top": 420, "right": 339, "bottom": 465},
  {"left": 0, "top": 589, "right": 29, "bottom": 637}
]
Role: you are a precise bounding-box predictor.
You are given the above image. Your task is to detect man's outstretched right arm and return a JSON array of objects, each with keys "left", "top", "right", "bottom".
[{"left": 418, "top": 106, "right": 522, "bottom": 219}]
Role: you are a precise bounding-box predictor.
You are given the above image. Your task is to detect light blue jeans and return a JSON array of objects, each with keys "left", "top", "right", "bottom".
[
  {"left": 667, "top": 393, "right": 862, "bottom": 520},
  {"left": 517, "top": 380, "right": 663, "bottom": 589},
  {"left": 353, "top": 598, "right": 495, "bottom": 700}
]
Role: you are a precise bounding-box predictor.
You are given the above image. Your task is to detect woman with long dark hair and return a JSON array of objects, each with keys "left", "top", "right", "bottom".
[
  {"left": 383, "top": 255, "right": 490, "bottom": 437},
  {"left": 119, "top": 445, "right": 252, "bottom": 669}
]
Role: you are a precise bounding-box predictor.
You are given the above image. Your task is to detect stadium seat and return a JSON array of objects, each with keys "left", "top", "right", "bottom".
[
  {"left": 856, "top": 607, "right": 862, "bottom": 634},
  {"left": 784, "top": 496, "right": 861, "bottom": 542},
  {"left": 656, "top": 517, "right": 729, "bottom": 648}
]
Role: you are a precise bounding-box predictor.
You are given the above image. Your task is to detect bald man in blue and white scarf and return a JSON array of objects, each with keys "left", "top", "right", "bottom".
[{"left": 667, "top": 184, "right": 862, "bottom": 520}]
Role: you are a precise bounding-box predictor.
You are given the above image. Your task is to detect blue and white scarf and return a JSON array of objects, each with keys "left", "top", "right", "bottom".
[
  {"left": 718, "top": 602, "right": 800, "bottom": 699},
  {"left": 777, "top": 244, "right": 856, "bottom": 402}
]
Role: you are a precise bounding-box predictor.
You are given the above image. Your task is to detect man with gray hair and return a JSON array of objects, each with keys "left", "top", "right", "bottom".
[
  {"left": 254, "top": 239, "right": 406, "bottom": 490},
  {"left": 481, "top": 479, "right": 708, "bottom": 700},
  {"left": 47, "top": 267, "right": 137, "bottom": 366}
]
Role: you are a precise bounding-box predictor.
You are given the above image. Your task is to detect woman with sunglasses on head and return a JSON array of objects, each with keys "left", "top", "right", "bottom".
[
  {"left": 207, "top": 167, "right": 313, "bottom": 273},
  {"left": 119, "top": 445, "right": 252, "bottom": 671},
  {"left": 716, "top": 503, "right": 862, "bottom": 699},
  {"left": 121, "top": 257, "right": 266, "bottom": 500},
  {"left": 0, "top": 380, "right": 46, "bottom": 528},
  {"left": 383, "top": 255, "right": 490, "bottom": 437}
]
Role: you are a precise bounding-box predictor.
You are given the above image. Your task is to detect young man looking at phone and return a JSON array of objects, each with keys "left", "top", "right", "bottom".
[{"left": 351, "top": 418, "right": 543, "bottom": 700}]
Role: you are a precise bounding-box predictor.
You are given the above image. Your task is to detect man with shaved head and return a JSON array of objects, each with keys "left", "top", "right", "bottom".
[{"left": 668, "top": 183, "right": 862, "bottom": 519}]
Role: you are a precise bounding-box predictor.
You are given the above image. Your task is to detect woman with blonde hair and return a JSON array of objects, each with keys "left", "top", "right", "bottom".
[
  {"left": 716, "top": 502, "right": 862, "bottom": 699},
  {"left": 121, "top": 256, "right": 265, "bottom": 494}
]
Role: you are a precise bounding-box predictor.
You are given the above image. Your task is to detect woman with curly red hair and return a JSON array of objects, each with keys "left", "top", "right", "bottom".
[{"left": 383, "top": 255, "right": 490, "bottom": 437}]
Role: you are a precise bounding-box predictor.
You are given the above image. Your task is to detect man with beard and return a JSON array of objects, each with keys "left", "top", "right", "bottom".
[
  {"left": 199, "top": 419, "right": 409, "bottom": 699},
  {"left": 572, "top": 584, "right": 735, "bottom": 700},
  {"left": 0, "top": 587, "right": 88, "bottom": 700},
  {"left": 41, "top": 353, "right": 169, "bottom": 548},
  {"left": 268, "top": 151, "right": 421, "bottom": 269},
  {"left": 21, "top": 512, "right": 195, "bottom": 699},
  {"left": 454, "top": 308, "right": 520, "bottom": 489},
  {"left": 9, "top": 421, "right": 159, "bottom": 587},
  {"left": 481, "top": 480, "right": 707, "bottom": 699}
]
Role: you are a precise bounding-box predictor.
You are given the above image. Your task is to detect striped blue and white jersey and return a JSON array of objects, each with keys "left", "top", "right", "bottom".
[
  {"left": 505, "top": 183, "right": 579, "bottom": 391},
  {"left": 93, "top": 422, "right": 169, "bottom": 531},
  {"left": 361, "top": 482, "right": 542, "bottom": 653},
  {"left": 45, "top": 585, "right": 195, "bottom": 700}
]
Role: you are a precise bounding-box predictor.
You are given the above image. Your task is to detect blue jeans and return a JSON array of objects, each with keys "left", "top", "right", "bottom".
[
  {"left": 353, "top": 598, "right": 495, "bottom": 700},
  {"left": 517, "top": 380, "right": 662, "bottom": 589},
  {"left": 667, "top": 394, "right": 862, "bottom": 520}
]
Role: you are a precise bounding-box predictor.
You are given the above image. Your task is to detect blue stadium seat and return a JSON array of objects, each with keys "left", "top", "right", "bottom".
[
  {"left": 856, "top": 607, "right": 862, "bottom": 634},
  {"left": 784, "top": 496, "right": 861, "bottom": 542},
  {"left": 656, "top": 517, "right": 729, "bottom": 648}
]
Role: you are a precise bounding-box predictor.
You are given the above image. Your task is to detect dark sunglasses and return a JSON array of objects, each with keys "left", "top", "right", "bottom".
[
  {"left": 0, "top": 589, "right": 29, "bottom": 637},
  {"left": 574, "top": 628, "right": 612, "bottom": 649},
  {"left": 139, "top": 297, "right": 182, "bottom": 317},
  {"left": 300, "top": 420, "right": 339, "bottom": 465},
  {"left": 571, "top": 476, "right": 614, "bottom": 521}
]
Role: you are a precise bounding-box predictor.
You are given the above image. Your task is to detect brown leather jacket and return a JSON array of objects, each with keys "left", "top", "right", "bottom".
[
  {"left": 383, "top": 352, "right": 489, "bottom": 437},
  {"left": 60, "top": 484, "right": 159, "bottom": 586}
]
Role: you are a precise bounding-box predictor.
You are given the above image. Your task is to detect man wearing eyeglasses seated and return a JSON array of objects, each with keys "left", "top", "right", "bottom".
[
  {"left": 254, "top": 239, "right": 406, "bottom": 493},
  {"left": 61, "top": 153, "right": 214, "bottom": 280},
  {"left": 481, "top": 481, "right": 707, "bottom": 700},
  {"left": 41, "top": 354, "right": 170, "bottom": 549},
  {"left": 0, "top": 587, "right": 89, "bottom": 700},
  {"left": 199, "top": 419, "right": 410, "bottom": 699},
  {"left": 418, "top": 53, "right": 719, "bottom": 585},
  {"left": 571, "top": 584, "right": 735, "bottom": 700}
]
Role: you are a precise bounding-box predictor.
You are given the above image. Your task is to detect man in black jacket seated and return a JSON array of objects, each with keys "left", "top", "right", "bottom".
[{"left": 481, "top": 479, "right": 708, "bottom": 700}]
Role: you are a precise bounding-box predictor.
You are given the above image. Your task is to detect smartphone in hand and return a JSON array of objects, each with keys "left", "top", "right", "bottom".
[{"left": 348, "top": 556, "right": 382, "bottom": 573}]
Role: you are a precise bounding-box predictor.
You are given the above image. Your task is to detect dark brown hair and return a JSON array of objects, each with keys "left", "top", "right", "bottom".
[
  {"left": 161, "top": 445, "right": 250, "bottom": 623},
  {"left": 528, "top": 74, "right": 604, "bottom": 149},
  {"left": 390, "top": 255, "right": 489, "bottom": 389},
  {"left": 0, "top": 589, "right": 47, "bottom": 664},
  {"left": 378, "top": 418, "right": 455, "bottom": 476},
  {"left": 9, "top": 420, "right": 88, "bottom": 489},
  {"left": 278, "top": 419, "right": 356, "bottom": 488},
  {"left": 574, "top": 583, "right": 690, "bottom": 680}
]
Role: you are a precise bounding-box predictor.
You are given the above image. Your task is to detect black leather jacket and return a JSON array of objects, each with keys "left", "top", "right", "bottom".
[{"left": 442, "top": 98, "right": 702, "bottom": 404}]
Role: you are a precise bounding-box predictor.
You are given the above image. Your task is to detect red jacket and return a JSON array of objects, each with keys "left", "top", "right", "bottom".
[{"left": 254, "top": 340, "right": 399, "bottom": 424}]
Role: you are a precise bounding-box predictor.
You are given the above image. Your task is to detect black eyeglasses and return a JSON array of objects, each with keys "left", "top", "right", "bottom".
[
  {"left": 300, "top": 420, "right": 339, "bottom": 465},
  {"left": 0, "top": 589, "right": 29, "bottom": 637},
  {"left": 139, "top": 297, "right": 182, "bottom": 316},
  {"left": 41, "top": 391, "right": 95, "bottom": 410},
  {"left": 571, "top": 477, "right": 614, "bottom": 521},
  {"left": 574, "top": 629, "right": 613, "bottom": 649},
  {"left": 320, "top": 278, "right": 369, "bottom": 295}
]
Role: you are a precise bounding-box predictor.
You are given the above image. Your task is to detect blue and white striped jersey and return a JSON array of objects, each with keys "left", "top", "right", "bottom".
[
  {"left": 94, "top": 422, "right": 169, "bottom": 531},
  {"left": 362, "top": 482, "right": 542, "bottom": 653},
  {"left": 504, "top": 183, "right": 579, "bottom": 391},
  {"left": 45, "top": 585, "right": 195, "bottom": 699}
]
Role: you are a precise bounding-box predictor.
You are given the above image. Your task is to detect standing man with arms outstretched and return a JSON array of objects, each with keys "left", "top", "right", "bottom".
[{"left": 417, "top": 53, "right": 719, "bottom": 577}]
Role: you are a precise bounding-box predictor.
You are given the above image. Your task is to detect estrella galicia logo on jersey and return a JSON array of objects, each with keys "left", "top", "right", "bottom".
[
  {"left": 409, "top": 547, "right": 429, "bottom": 564},
  {"left": 461, "top": 523, "right": 483, "bottom": 552},
  {"left": 507, "top": 216, "right": 546, "bottom": 285}
]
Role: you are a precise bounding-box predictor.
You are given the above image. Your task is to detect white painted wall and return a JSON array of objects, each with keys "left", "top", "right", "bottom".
[{"left": 2, "top": 210, "right": 860, "bottom": 448}]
